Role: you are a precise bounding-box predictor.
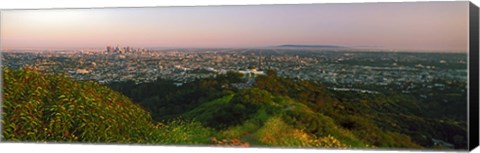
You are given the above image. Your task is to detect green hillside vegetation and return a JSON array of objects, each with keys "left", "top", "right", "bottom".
[
  {"left": 108, "top": 69, "right": 466, "bottom": 149},
  {"left": 1, "top": 68, "right": 467, "bottom": 150},
  {"left": 1, "top": 68, "right": 211, "bottom": 144}
]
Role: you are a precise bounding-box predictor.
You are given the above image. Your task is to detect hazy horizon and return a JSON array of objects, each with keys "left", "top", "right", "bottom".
[{"left": 0, "top": 2, "right": 469, "bottom": 52}]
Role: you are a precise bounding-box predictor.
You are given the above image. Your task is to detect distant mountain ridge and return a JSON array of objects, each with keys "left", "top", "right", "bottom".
[{"left": 277, "top": 44, "right": 348, "bottom": 48}]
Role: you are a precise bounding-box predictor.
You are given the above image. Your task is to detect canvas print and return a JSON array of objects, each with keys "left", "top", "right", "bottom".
[{"left": 0, "top": 1, "right": 473, "bottom": 151}]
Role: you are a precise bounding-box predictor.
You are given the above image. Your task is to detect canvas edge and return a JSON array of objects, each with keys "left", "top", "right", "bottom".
[{"left": 468, "top": 1, "right": 479, "bottom": 151}]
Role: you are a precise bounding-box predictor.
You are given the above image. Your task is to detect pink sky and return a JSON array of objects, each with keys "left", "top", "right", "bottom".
[{"left": 0, "top": 1, "right": 469, "bottom": 52}]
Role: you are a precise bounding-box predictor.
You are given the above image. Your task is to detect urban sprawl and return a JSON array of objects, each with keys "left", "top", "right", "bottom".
[{"left": 2, "top": 46, "right": 467, "bottom": 95}]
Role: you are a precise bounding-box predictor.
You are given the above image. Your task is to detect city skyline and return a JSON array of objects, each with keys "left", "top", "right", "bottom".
[{"left": 1, "top": 1, "right": 469, "bottom": 52}]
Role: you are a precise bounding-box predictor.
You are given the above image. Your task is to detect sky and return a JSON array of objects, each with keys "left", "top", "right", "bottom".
[{"left": 0, "top": 1, "right": 469, "bottom": 52}]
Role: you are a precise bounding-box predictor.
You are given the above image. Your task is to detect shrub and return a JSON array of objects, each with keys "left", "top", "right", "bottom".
[
  {"left": 2, "top": 68, "right": 218, "bottom": 145},
  {"left": 255, "top": 116, "right": 349, "bottom": 148},
  {"left": 150, "top": 119, "right": 213, "bottom": 145},
  {"left": 3, "top": 68, "right": 155, "bottom": 143}
]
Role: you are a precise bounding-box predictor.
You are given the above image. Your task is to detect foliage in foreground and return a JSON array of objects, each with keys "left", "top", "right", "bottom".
[
  {"left": 1, "top": 68, "right": 211, "bottom": 144},
  {"left": 1, "top": 68, "right": 354, "bottom": 149},
  {"left": 1, "top": 68, "right": 467, "bottom": 150}
]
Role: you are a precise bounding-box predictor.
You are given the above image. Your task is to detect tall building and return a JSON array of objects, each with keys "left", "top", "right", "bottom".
[
  {"left": 125, "top": 46, "right": 131, "bottom": 53},
  {"left": 115, "top": 46, "right": 120, "bottom": 53},
  {"left": 106, "top": 46, "right": 113, "bottom": 53}
]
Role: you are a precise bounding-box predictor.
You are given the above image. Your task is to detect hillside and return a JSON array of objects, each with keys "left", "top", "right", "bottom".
[
  {"left": 1, "top": 68, "right": 350, "bottom": 148},
  {"left": 1, "top": 68, "right": 212, "bottom": 144},
  {"left": 108, "top": 70, "right": 467, "bottom": 149},
  {"left": 1, "top": 68, "right": 467, "bottom": 150}
]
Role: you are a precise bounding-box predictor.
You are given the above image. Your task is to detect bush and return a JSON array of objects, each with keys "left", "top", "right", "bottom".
[
  {"left": 2, "top": 68, "right": 155, "bottom": 143},
  {"left": 2, "top": 68, "right": 219, "bottom": 145},
  {"left": 150, "top": 119, "right": 213, "bottom": 145},
  {"left": 254, "top": 116, "right": 349, "bottom": 148}
]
